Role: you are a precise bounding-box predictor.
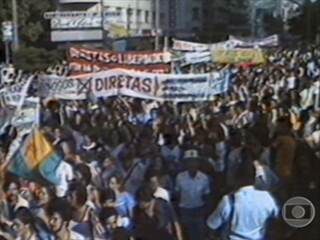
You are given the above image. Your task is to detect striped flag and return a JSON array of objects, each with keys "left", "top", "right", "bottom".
[{"left": 9, "top": 129, "right": 62, "bottom": 185}]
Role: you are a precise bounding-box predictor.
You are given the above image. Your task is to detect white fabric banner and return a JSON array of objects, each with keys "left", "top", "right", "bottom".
[
  {"left": 229, "top": 34, "right": 279, "bottom": 48},
  {"left": 173, "top": 39, "right": 241, "bottom": 52},
  {"left": 40, "top": 69, "right": 230, "bottom": 102}
]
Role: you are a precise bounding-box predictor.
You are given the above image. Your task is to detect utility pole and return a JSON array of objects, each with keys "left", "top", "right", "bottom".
[
  {"left": 12, "top": 0, "right": 19, "bottom": 51},
  {"left": 100, "top": 0, "right": 106, "bottom": 46},
  {"left": 155, "top": 0, "right": 160, "bottom": 50}
]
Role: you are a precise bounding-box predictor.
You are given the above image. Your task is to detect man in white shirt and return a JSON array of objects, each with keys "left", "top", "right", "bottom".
[
  {"left": 207, "top": 162, "right": 279, "bottom": 240},
  {"left": 175, "top": 149, "right": 211, "bottom": 240}
]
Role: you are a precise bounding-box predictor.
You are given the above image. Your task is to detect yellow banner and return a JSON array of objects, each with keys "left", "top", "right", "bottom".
[
  {"left": 213, "top": 49, "right": 266, "bottom": 64},
  {"left": 108, "top": 24, "right": 129, "bottom": 38}
]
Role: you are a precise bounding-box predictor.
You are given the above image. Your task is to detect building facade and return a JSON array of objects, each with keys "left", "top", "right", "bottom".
[
  {"left": 49, "top": 0, "right": 205, "bottom": 43},
  {"left": 202, "top": 0, "right": 251, "bottom": 41}
]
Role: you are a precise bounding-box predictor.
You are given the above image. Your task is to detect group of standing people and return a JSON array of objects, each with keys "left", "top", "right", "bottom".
[{"left": 0, "top": 46, "right": 320, "bottom": 239}]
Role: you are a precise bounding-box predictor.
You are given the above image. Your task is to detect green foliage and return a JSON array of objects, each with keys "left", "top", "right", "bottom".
[
  {"left": 0, "top": 0, "right": 54, "bottom": 46},
  {"left": 0, "top": 0, "right": 58, "bottom": 67},
  {"left": 13, "top": 47, "right": 63, "bottom": 72}
]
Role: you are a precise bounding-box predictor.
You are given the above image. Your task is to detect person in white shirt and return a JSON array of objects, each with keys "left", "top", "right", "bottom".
[
  {"left": 207, "top": 161, "right": 279, "bottom": 240},
  {"left": 175, "top": 149, "right": 211, "bottom": 240}
]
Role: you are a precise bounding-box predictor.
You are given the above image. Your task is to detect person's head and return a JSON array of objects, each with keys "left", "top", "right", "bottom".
[
  {"left": 35, "top": 186, "right": 51, "bottom": 205},
  {"left": 12, "top": 207, "right": 36, "bottom": 237},
  {"left": 184, "top": 149, "right": 200, "bottom": 176},
  {"left": 54, "top": 127, "right": 63, "bottom": 139},
  {"left": 68, "top": 183, "right": 87, "bottom": 207},
  {"left": 74, "top": 164, "right": 92, "bottom": 186},
  {"left": 99, "top": 188, "right": 116, "bottom": 207},
  {"left": 46, "top": 198, "right": 72, "bottom": 233},
  {"left": 108, "top": 175, "right": 124, "bottom": 192},
  {"left": 234, "top": 161, "right": 256, "bottom": 189},
  {"left": 146, "top": 170, "right": 163, "bottom": 192},
  {"left": 137, "top": 185, "right": 154, "bottom": 210},
  {"left": 99, "top": 207, "right": 118, "bottom": 230},
  {"left": 152, "top": 155, "right": 165, "bottom": 172}
]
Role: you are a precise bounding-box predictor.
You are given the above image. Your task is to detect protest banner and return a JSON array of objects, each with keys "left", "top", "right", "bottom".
[
  {"left": 11, "top": 98, "right": 40, "bottom": 131},
  {"left": 229, "top": 34, "right": 279, "bottom": 48},
  {"left": 0, "top": 98, "right": 40, "bottom": 134},
  {"left": 212, "top": 49, "right": 266, "bottom": 64},
  {"left": 72, "top": 68, "right": 229, "bottom": 102},
  {"left": 173, "top": 39, "right": 212, "bottom": 52},
  {"left": 69, "top": 61, "right": 171, "bottom": 75},
  {"left": 68, "top": 47, "right": 172, "bottom": 65},
  {"left": 38, "top": 74, "right": 84, "bottom": 100},
  {"left": 39, "top": 69, "right": 229, "bottom": 102},
  {"left": 173, "top": 39, "right": 241, "bottom": 52},
  {"left": 181, "top": 51, "right": 212, "bottom": 66}
]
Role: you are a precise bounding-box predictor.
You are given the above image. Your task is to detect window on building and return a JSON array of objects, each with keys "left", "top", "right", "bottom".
[
  {"left": 160, "top": 13, "right": 165, "bottom": 25},
  {"left": 137, "top": 9, "right": 141, "bottom": 22},
  {"left": 145, "top": 10, "right": 149, "bottom": 23},
  {"left": 192, "top": 7, "right": 200, "bottom": 21},
  {"left": 152, "top": 11, "right": 155, "bottom": 25},
  {"left": 116, "top": 7, "right": 122, "bottom": 17},
  {"left": 127, "top": 8, "right": 133, "bottom": 22}
]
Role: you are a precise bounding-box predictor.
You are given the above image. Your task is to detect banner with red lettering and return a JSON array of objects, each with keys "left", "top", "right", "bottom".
[
  {"left": 68, "top": 47, "right": 172, "bottom": 65},
  {"left": 69, "top": 60, "right": 171, "bottom": 75}
]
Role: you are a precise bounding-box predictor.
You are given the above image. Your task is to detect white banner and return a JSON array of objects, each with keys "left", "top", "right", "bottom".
[
  {"left": 229, "top": 34, "right": 279, "bottom": 48},
  {"left": 38, "top": 74, "right": 84, "bottom": 100},
  {"left": 50, "top": 13, "right": 122, "bottom": 30},
  {"left": 12, "top": 98, "right": 40, "bottom": 131},
  {"left": 41, "top": 69, "right": 230, "bottom": 102},
  {"left": 173, "top": 39, "right": 212, "bottom": 52},
  {"left": 0, "top": 98, "right": 40, "bottom": 134},
  {"left": 173, "top": 39, "right": 240, "bottom": 52},
  {"left": 181, "top": 51, "right": 212, "bottom": 66}
]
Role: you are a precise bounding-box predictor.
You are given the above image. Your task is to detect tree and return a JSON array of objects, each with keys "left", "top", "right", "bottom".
[
  {"left": 0, "top": 0, "right": 63, "bottom": 70},
  {"left": 13, "top": 46, "right": 63, "bottom": 72},
  {"left": 0, "top": 0, "right": 54, "bottom": 47}
]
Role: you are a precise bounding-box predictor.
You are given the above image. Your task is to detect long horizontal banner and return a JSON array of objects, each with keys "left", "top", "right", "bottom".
[
  {"left": 173, "top": 39, "right": 212, "bottom": 52},
  {"left": 39, "top": 69, "right": 229, "bottom": 102},
  {"left": 69, "top": 61, "right": 171, "bottom": 74},
  {"left": 173, "top": 35, "right": 279, "bottom": 52},
  {"left": 229, "top": 34, "right": 279, "bottom": 48},
  {"left": 68, "top": 47, "right": 172, "bottom": 65},
  {"left": 212, "top": 49, "right": 266, "bottom": 64},
  {"left": 172, "top": 39, "right": 240, "bottom": 52}
]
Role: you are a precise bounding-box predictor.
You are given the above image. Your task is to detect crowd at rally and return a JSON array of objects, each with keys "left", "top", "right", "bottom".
[{"left": 0, "top": 44, "right": 320, "bottom": 240}]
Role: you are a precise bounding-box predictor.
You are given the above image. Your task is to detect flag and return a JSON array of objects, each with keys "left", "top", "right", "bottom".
[{"left": 9, "top": 129, "right": 62, "bottom": 185}]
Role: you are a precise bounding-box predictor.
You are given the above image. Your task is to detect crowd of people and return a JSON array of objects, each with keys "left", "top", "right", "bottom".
[{"left": 0, "top": 45, "right": 320, "bottom": 240}]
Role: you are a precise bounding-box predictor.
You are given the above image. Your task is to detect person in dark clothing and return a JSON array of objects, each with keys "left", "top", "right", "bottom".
[{"left": 133, "top": 186, "right": 183, "bottom": 240}]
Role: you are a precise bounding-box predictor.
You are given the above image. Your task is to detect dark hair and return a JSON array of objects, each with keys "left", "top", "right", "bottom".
[
  {"left": 99, "top": 189, "right": 116, "bottom": 205},
  {"left": 234, "top": 160, "right": 256, "bottom": 188},
  {"left": 137, "top": 185, "right": 154, "bottom": 203},
  {"left": 75, "top": 164, "right": 92, "bottom": 185},
  {"left": 15, "top": 207, "right": 34, "bottom": 226},
  {"left": 99, "top": 207, "right": 118, "bottom": 223},
  {"left": 69, "top": 183, "right": 87, "bottom": 206},
  {"left": 46, "top": 198, "right": 73, "bottom": 222}
]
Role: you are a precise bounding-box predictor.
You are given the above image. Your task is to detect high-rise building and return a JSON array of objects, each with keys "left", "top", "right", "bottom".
[{"left": 202, "top": 0, "right": 251, "bottom": 41}]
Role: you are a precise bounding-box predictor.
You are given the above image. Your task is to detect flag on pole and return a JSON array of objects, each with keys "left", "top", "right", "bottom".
[{"left": 9, "top": 129, "right": 62, "bottom": 185}]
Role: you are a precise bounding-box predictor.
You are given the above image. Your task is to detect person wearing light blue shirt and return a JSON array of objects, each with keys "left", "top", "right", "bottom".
[{"left": 207, "top": 161, "right": 279, "bottom": 240}]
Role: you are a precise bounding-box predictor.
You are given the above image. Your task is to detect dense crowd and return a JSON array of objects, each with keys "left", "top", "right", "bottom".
[{"left": 0, "top": 45, "right": 320, "bottom": 240}]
